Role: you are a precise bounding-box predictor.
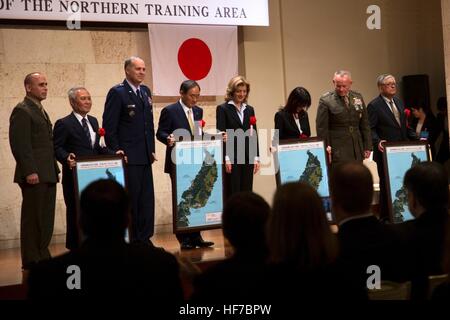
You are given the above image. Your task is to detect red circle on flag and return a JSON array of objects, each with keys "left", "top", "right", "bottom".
[{"left": 177, "top": 38, "right": 212, "bottom": 81}]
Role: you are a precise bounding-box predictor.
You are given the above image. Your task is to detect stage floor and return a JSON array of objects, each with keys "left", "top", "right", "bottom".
[{"left": 0, "top": 229, "right": 229, "bottom": 287}]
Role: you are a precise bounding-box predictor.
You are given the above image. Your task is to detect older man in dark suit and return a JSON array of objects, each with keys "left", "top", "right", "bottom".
[
  {"left": 9, "top": 72, "right": 60, "bottom": 270},
  {"left": 367, "top": 74, "right": 410, "bottom": 219},
  {"left": 103, "top": 56, "right": 156, "bottom": 245},
  {"left": 54, "top": 87, "right": 121, "bottom": 250},
  {"left": 156, "top": 80, "right": 214, "bottom": 250}
]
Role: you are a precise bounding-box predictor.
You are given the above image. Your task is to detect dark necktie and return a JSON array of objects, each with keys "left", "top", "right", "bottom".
[
  {"left": 82, "top": 117, "right": 93, "bottom": 148},
  {"left": 389, "top": 100, "right": 401, "bottom": 126},
  {"left": 136, "top": 88, "right": 144, "bottom": 103},
  {"left": 343, "top": 95, "right": 350, "bottom": 108}
]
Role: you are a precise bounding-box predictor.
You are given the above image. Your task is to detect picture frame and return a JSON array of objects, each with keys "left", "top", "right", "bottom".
[
  {"left": 73, "top": 154, "right": 127, "bottom": 225},
  {"left": 382, "top": 141, "right": 431, "bottom": 224},
  {"left": 274, "top": 138, "right": 334, "bottom": 223},
  {"left": 171, "top": 136, "right": 224, "bottom": 233}
]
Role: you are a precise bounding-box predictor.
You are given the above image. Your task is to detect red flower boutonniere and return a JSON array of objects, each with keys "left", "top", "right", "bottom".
[
  {"left": 299, "top": 133, "right": 308, "bottom": 139},
  {"left": 249, "top": 116, "right": 257, "bottom": 136},
  {"left": 197, "top": 119, "right": 206, "bottom": 136},
  {"left": 404, "top": 108, "right": 411, "bottom": 128},
  {"left": 98, "top": 128, "right": 106, "bottom": 147}
]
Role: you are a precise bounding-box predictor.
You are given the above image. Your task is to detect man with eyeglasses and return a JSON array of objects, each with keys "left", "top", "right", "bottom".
[{"left": 367, "top": 74, "right": 410, "bottom": 220}]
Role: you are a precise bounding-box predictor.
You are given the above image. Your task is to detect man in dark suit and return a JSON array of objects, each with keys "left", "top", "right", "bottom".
[
  {"left": 103, "top": 56, "right": 156, "bottom": 245},
  {"left": 54, "top": 86, "right": 122, "bottom": 250},
  {"left": 9, "top": 72, "right": 60, "bottom": 270},
  {"left": 331, "top": 161, "right": 405, "bottom": 283},
  {"left": 367, "top": 74, "right": 409, "bottom": 219},
  {"left": 28, "top": 179, "right": 183, "bottom": 303},
  {"left": 156, "top": 80, "right": 214, "bottom": 250}
]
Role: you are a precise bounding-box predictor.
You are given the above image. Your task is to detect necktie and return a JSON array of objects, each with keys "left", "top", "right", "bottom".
[
  {"left": 82, "top": 117, "right": 93, "bottom": 148},
  {"left": 343, "top": 95, "right": 350, "bottom": 108},
  {"left": 37, "top": 103, "right": 49, "bottom": 121},
  {"left": 136, "top": 88, "right": 144, "bottom": 102},
  {"left": 187, "top": 109, "right": 195, "bottom": 133},
  {"left": 389, "top": 100, "right": 401, "bottom": 126}
]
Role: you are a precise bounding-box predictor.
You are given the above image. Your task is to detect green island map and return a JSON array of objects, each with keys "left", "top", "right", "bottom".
[
  {"left": 392, "top": 153, "right": 422, "bottom": 223},
  {"left": 176, "top": 149, "right": 218, "bottom": 227},
  {"left": 299, "top": 150, "right": 323, "bottom": 191}
]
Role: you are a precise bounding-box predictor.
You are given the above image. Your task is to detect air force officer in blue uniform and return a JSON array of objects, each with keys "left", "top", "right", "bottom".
[{"left": 103, "top": 57, "right": 156, "bottom": 245}]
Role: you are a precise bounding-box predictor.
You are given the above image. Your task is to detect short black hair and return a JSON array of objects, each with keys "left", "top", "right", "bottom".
[
  {"left": 330, "top": 161, "right": 373, "bottom": 215},
  {"left": 283, "top": 87, "right": 311, "bottom": 114},
  {"left": 222, "top": 192, "right": 270, "bottom": 257},
  {"left": 180, "top": 80, "right": 200, "bottom": 94},
  {"left": 80, "top": 179, "right": 129, "bottom": 240},
  {"left": 404, "top": 162, "right": 449, "bottom": 211}
]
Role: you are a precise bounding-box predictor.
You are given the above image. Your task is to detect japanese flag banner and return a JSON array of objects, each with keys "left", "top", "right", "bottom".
[{"left": 148, "top": 24, "right": 238, "bottom": 96}]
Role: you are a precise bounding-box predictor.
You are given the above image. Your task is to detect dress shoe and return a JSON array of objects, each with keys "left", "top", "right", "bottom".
[
  {"left": 192, "top": 239, "right": 214, "bottom": 248},
  {"left": 180, "top": 240, "right": 195, "bottom": 250}
]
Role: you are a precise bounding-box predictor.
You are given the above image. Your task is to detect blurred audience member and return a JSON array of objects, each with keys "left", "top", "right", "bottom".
[
  {"left": 191, "top": 192, "right": 270, "bottom": 301},
  {"left": 28, "top": 179, "right": 183, "bottom": 303},
  {"left": 266, "top": 182, "right": 367, "bottom": 301},
  {"left": 392, "top": 162, "right": 449, "bottom": 299},
  {"left": 331, "top": 161, "right": 405, "bottom": 282}
]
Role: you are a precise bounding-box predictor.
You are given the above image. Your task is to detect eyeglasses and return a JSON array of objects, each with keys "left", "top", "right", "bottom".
[{"left": 383, "top": 82, "right": 397, "bottom": 87}]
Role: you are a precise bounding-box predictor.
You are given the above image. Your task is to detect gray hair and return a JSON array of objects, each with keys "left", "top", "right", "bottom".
[
  {"left": 334, "top": 70, "right": 352, "bottom": 79},
  {"left": 124, "top": 56, "right": 143, "bottom": 70},
  {"left": 377, "top": 74, "right": 395, "bottom": 87},
  {"left": 68, "top": 86, "right": 87, "bottom": 104}
]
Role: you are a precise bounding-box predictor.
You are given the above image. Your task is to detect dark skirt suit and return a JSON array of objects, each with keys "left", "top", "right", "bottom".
[
  {"left": 216, "top": 102, "right": 259, "bottom": 197},
  {"left": 274, "top": 109, "right": 311, "bottom": 142}
]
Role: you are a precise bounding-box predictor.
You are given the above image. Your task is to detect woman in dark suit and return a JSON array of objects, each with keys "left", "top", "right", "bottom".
[
  {"left": 410, "top": 105, "right": 439, "bottom": 157},
  {"left": 216, "top": 75, "right": 259, "bottom": 197},
  {"left": 274, "top": 87, "right": 311, "bottom": 141}
]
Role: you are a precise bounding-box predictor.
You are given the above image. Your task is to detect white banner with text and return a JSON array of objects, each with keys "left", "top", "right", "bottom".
[{"left": 0, "top": 0, "right": 269, "bottom": 26}]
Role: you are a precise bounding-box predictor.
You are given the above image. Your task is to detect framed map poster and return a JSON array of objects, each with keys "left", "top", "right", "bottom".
[
  {"left": 274, "top": 138, "right": 334, "bottom": 223},
  {"left": 383, "top": 141, "right": 431, "bottom": 224},
  {"left": 74, "top": 155, "right": 127, "bottom": 202},
  {"left": 73, "top": 154, "right": 128, "bottom": 240},
  {"left": 172, "top": 138, "right": 224, "bottom": 233}
]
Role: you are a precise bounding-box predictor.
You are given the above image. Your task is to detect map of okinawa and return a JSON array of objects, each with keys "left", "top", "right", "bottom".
[
  {"left": 392, "top": 153, "right": 422, "bottom": 223},
  {"left": 299, "top": 150, "right": 323, "bottom": 191},
  {"left": 177, "top": 149, "right": 218, "bottom": 227}
]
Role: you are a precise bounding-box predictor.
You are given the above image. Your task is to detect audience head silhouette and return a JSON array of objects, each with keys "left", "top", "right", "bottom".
[
  {"left": 222, "top": 192, "right": 270, "bottom": 259},
  {"left": 80, "top": 179, "right": 129, "bottom": 241},
  {"left": 268, "top": 182, "right": 338, "bottom": 270},
  {"left": 404, "top": 161, "right": 449, "bottom": 217},
  {"left": 330, "top": 161, "right": 373, "bottom": 222}
]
